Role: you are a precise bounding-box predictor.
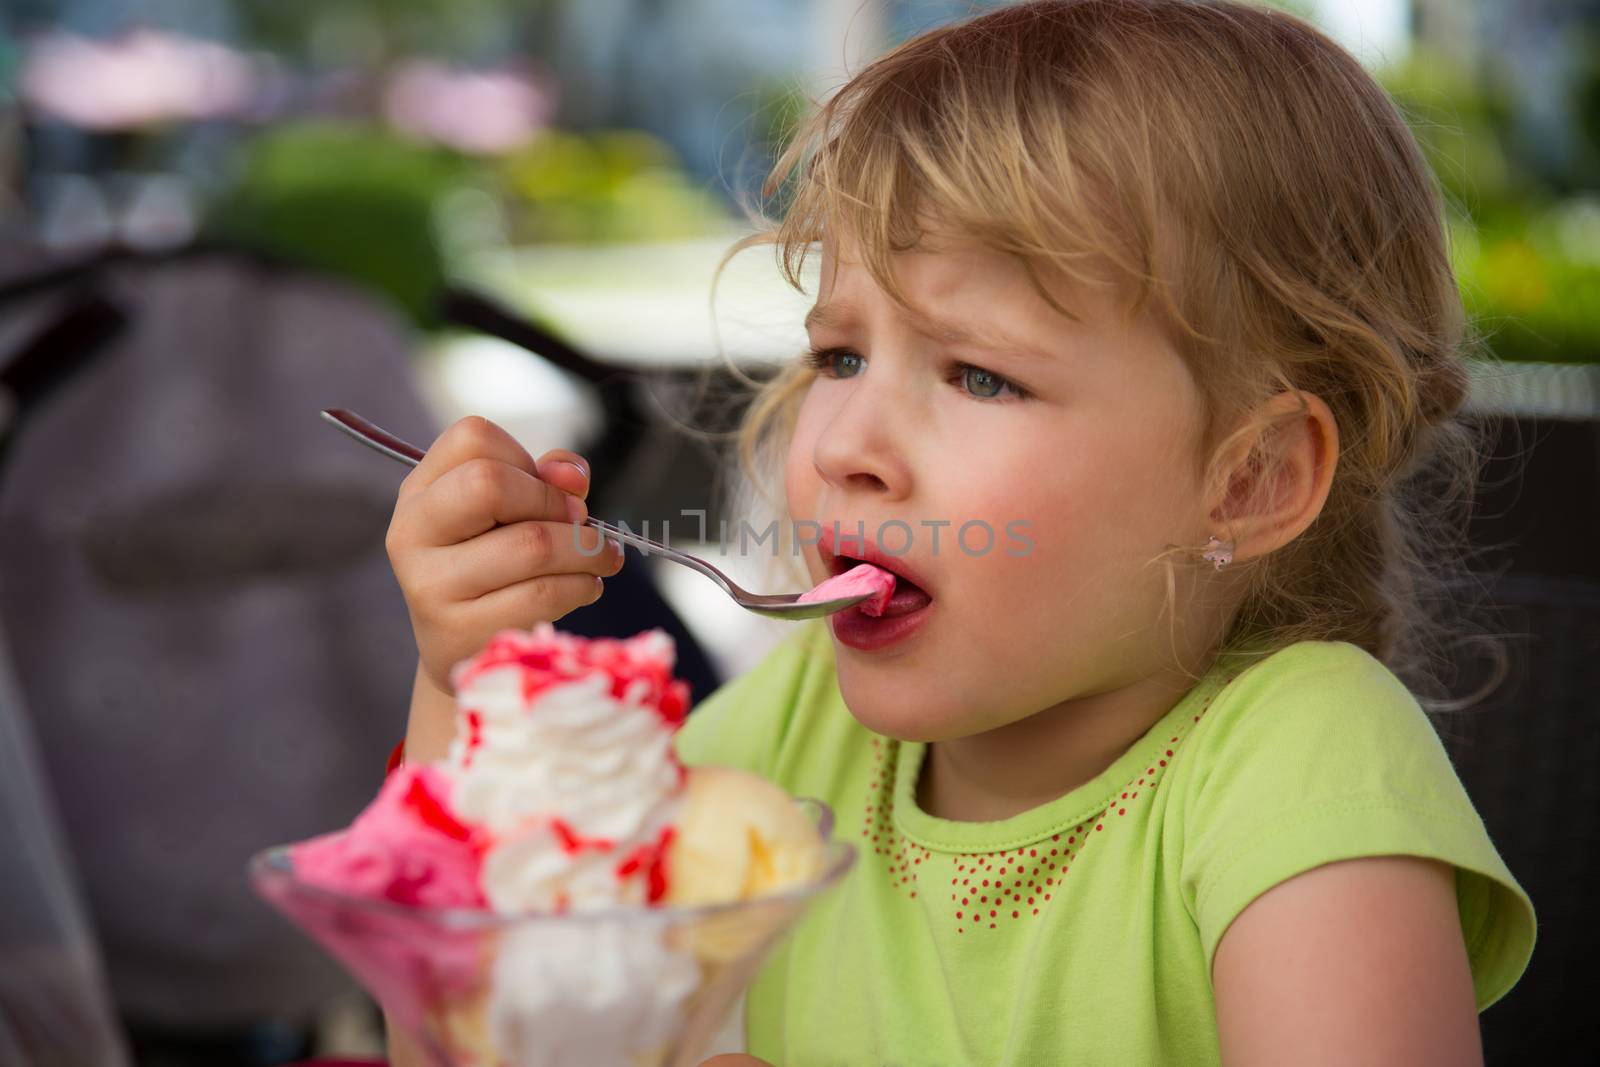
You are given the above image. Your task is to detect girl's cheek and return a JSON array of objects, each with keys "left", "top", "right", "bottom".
[
  {"left": 784, "top": 427, "right": 830, "bottom": 573},
  {"left": 784, "top": 433, "right": 817, "bottom": 517},
  {"left": 944, "top": 477, "right": 1045, "bottom": 557}
]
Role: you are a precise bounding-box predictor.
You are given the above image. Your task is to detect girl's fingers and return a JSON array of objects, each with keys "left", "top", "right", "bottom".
[
  {"left": 534, "top": 449, "right": 592, "bottom": 501},
  {"left": 412, "top": 458, "right": 583, "bottom": 547},
  {"left": 437, "top": 520, "right": 624, "bottom": 601},
  {"left": 402, "top": 416, "right": 536, "bottom": 495},
  {"left": 466, "top": 570, "right": 608, "bottom": 627}
]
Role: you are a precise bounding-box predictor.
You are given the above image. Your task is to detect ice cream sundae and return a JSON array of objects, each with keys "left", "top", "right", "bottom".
[{"left": 269, "top": 625, "right": 843, "bottom": 1067}]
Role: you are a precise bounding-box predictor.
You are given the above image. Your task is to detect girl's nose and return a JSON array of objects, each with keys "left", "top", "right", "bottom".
[{"left": 810, "top": 380, "right": 912, "bottom": 502}]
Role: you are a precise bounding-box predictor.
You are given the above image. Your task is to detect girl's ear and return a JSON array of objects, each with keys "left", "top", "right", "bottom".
[{"left": 1207, "top": 390, "right": 1340, "bottom": 563}]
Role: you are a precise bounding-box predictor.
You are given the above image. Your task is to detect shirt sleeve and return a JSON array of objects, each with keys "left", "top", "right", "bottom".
[
  {"left": 1178, "top": 640, "right": 1537, "bottom": 1012},
  {"left": 673, "top": 621, "right": 830, "bottom": 780}
]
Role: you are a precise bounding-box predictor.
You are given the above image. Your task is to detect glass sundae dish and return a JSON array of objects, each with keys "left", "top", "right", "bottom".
[{"left": 250, "top": 626, "right": 854, "bottom": 1067}]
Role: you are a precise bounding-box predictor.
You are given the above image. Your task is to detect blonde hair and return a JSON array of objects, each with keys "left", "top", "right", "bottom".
[{"left": 717, "top": 0, "right": 1507, "bottom": 713}]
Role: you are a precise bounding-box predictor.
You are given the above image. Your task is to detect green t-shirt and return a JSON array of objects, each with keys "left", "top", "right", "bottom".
[{"left": 674, "top": 622, "right": 1536, "bottom": 1066}]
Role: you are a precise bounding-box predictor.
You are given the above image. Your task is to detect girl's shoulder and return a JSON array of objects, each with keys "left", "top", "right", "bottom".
[
  {"left": 1172, "top": 638, "right": 1536, "bottom": 1011},
  {"left": 1178, "top": 636, "right": 1470, "bottom": 817},
  {"left": 1218, "top": 635, "right": 1397, "bottom": 690},
  {"left": 1196, "top": 638, "right": 1431, "bottom": 754}
]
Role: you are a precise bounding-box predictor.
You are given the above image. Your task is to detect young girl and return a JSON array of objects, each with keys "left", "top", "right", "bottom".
[{"left": 385, "top": 1, "right": 1535, "bottom": 1063}]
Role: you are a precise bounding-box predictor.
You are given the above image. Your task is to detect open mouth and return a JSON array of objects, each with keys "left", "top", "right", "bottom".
[{"left": 827, "top": 551, "right": 934, "bottom": 620}]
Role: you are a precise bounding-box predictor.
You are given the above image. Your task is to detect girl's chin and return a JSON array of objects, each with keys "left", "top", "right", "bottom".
[{"left": 836, "top": 677, "right": 980, "bottom": 744}]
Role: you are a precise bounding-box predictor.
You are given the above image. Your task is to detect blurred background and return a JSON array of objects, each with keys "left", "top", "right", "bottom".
[{"left": 0, "top": 1, "right": 1595, "bottom": 1065}]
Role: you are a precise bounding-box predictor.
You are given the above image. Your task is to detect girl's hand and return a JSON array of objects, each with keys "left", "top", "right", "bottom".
[{"left": 386, "top": 415, "right": 623, "bottom": 697}]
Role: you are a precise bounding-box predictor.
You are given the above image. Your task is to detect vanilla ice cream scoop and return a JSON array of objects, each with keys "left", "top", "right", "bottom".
[{"left": 666, "top": 766, "right": 827, "bottom": 907}]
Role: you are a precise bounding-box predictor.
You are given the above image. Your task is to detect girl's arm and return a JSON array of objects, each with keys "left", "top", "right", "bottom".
[
  {"left": 1212, "top": 855, "right": 1483, "bottom": 1066},
  {"left": 401, "top": 661, "right": 458, "bottom": 764}
]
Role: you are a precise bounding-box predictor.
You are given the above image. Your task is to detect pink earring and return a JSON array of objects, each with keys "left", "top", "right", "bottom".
[{"left": 1201, "top": 535, "right": 1234, "bottom": 571}]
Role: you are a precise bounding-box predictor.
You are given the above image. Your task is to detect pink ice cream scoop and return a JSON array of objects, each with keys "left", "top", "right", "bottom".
[
  {"left": 291, "top": 764, "right": 486, "bottom": 908},
  {"left": 797, "top": 562, "right": 896, "bottom": 616}
]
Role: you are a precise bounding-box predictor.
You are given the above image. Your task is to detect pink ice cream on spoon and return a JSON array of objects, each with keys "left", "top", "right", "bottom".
[{"left": 798, "top": 562, "right": 897, "bottom": 617}]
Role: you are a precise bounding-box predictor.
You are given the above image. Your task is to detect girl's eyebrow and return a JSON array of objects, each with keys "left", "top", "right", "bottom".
[
  {"left": 802, "top": 302, "right": 856, "bottom": 333},
  {"left": 804, "top": 302, "right": 1056, "bottom": 361}
]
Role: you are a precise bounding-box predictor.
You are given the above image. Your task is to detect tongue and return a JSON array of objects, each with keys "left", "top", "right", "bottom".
[{"left": 877, "top": 579, "right": 932, "bottom": 619}]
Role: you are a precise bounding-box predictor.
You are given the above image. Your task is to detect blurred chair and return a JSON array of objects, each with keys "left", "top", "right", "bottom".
[
  {"left": 1445, "top": 412, "right": 1600, "bottom": 1066},
  {"left": 0, "top": 245, "right": 432, "bottom": 1063},
  {"left": 1441, "top": 575, "right": 1600, "bottom": 1066},
  {"left": 0, "top": 616, "right": 130, "bottom": 1067},
  {"left": 0, "top": 242, "right": 722, "bottom": 1064}
]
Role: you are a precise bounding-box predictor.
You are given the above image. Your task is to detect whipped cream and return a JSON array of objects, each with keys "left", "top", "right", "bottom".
[
  {"left": 480, "top": 803, "right": 680, "bottom": 913},
  {"left": 446, "top": 626, "right": 689, "bottom": 913}
]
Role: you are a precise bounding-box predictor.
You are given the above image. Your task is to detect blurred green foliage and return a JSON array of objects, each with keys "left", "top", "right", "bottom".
[
  {"left": 1381, "top": 51, "right": 1522, "bottom": 221},
  {"left": 207, "top": 122, "right": 463, "bottom": 327},
  {"left": 1576, "top": 30, "right": 1600, "bottom": 186},
  {"left": 1451, "top": 203, "right": 1600, "bottom": 364},
  {"left": 1382, "top": 48, "right": 1600, "bottom": 363},
  {"left": 207, "top": 121, "right": 729, "bottom": 328},
  {"left": 231, "top": 0, "right": 544, "bottom": 66},
  {"left": 499, "top": 130, "right": 727, "bottom": 243}
]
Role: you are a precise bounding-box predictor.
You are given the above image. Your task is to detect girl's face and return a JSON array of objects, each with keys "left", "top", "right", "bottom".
[{"left": 786, "top": 234, "right": 1216, "bottom": 742}]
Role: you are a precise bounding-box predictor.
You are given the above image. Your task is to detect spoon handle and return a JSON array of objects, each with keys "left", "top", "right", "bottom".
[
  {"left": 322, "top": 409, "right": 425, "bottom": 466},
  {"left": 321, "top": 407, "right": 866, "bottom": 619}
]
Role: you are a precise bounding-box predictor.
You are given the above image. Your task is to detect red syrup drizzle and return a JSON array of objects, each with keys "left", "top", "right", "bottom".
[
  {"left": 549, "top": 817, "right": 617, "bottom": 856},
  {"left": 402, "top": 774, "right": 475, "bottom": 843},
  {"left": 615, "top": 826, "right": 676, "bottom": 904},
  {"left": 455, "top": 630, "right": 691, "bottom": 727},
  {"left": 460, "top": 710, "right": 484, "bottom": 767}
]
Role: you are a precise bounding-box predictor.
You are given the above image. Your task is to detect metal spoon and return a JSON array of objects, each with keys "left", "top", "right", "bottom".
[{"left": 321, "top": 409, "right": 867, "bottom": 621}]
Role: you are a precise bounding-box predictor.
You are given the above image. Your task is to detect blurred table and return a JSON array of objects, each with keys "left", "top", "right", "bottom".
[{"left": 459, "top": 231, "right": 813, "bottom": 370}]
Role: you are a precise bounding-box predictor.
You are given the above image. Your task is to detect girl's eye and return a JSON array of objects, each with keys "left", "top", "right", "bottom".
[
  {"left": 804, "top": 348, "right": 864, "bottom": 378},
  {"left": 956, "top": 363, "right": 1026, "bottom": 401},
  {"left": 804, "top": 348, "right": 1027, "bottom": 401}
]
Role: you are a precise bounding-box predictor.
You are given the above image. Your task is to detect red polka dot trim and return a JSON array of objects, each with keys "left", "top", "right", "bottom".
[
  {"left": 944, "top": 829, "right": 1090, "bottom": 933},
  {"left": 863, "top": 736, "right": 931, "bottom": 899},
  {"left": 873, "top": 673, "right": 1237, "bottom": 936}
]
